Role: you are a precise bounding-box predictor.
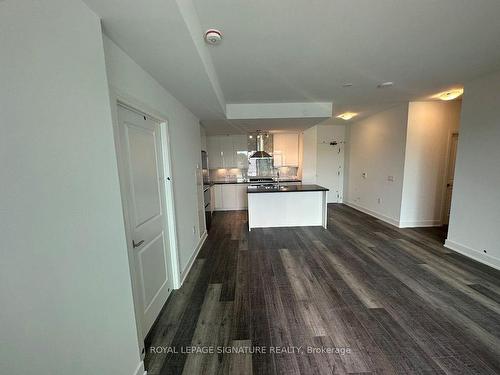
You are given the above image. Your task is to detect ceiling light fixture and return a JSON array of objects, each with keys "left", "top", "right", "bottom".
[
  {"left": 377, "top": 81, "right": 394, "bottom": 88},
  {"left": 204, "top": 29, "right": 222, "bottom": 45},
  {"left": 336, "top": 112, "right": 358, "bottom": 121},
  {"left": 342, "top": 83, "right": 353, "bottom": 87},
  {"left": 434, "top": 88, "right": 464, "bottom": 101}
]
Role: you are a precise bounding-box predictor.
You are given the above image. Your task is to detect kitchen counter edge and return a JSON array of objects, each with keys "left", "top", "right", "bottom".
[{"left": 247, "top": 184, "right": 329, "bottom": 193}]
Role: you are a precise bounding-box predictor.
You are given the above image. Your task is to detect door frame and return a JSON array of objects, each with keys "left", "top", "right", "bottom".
[
  {"left": 109, "top": 89, "right": 181, "bottom": 353},
  {"left": 441, "top": 131, "right": 459, "bottom": 224}
]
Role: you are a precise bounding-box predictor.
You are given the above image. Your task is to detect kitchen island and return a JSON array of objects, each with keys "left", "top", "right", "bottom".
[{"left": 247, "top": 184, "right": 328, "bottom": 230}]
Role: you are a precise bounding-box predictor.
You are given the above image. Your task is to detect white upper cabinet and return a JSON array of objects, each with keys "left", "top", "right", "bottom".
[
  {"left": 207, "top": 136, "right": 222, "bottom": 169},
  {"left": 206, "top": 135, "right": 249, "bottom": 169},
  {"left": 220, "top": 135, "right": 235, "bottom": 168},
  {"left": 233, "top": 135, "right": 249, "bottom": 169},
  {"left": 273, "top": 133, "right": 299, "bottom": 167}
]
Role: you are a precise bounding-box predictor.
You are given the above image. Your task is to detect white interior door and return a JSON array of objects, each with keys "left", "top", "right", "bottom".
[
  {"left": 316, "top": 142, "right": 344, "bottom": 203},
  {"left": 443, "top": 133, "right": 459, "bottom": 225},
  {"left": 117, "top": 104, "right": 174, "bottom": 339}
]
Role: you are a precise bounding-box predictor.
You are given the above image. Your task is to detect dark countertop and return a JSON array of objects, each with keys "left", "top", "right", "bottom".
[
  {"left": 247, "top": 184, "right": 329, "bottom": 193},
  {"left": 212, "top": 179, "right": 302, "bottom": 185}
]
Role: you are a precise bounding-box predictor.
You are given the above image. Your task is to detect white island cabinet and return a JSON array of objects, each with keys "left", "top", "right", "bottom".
[{"left": 247, "top": 184, "right": 328, "bottom": 230}]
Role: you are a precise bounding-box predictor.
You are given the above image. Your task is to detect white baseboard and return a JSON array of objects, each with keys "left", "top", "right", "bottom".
[
  {"left": 179, "top": 231, "right": 207, "bottom": 286},
  {"left": 444, "top": 239, "right": 500, "bottom": 271},
  {"left": 214, "top": 207, "right": 246, "bottom": 211},
  {"left": 399, "top": 219, "right": 442, "bottom": 228},
  {"left": 133, "top": 361, "right": 146, "bottom": 375},
  {"left": 345, "top": 201, "right": 400, "bottom": 227}
]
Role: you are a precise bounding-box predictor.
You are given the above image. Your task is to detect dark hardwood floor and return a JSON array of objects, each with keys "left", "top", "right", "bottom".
[{"left": 145, "top": 204, "right": 500, "bottom": 374}]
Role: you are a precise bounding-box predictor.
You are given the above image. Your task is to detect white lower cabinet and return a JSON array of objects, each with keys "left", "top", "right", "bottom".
[
  {"left": 221, "top": 184, "right": 238, "bottom": 210},
  {"left": 213, "top": 185, "right": 223, "bottom": 210},
  {"left": 236, "top": 184, "right": 248, "bottom": 209},
  {"left": 213, "top": 184, "right": 249, "bottom": 210}
]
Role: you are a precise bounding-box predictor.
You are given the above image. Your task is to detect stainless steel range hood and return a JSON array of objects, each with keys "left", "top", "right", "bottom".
[{"left": 250, "top": 132, "right": 272, "bottom": 158}]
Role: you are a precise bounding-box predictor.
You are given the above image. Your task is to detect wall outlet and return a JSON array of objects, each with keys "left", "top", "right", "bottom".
[
  {"left": 387, "top": 175, "right": 395, "bottom": 182},
  {"left": 377, "top": 197, "right": 381, "bottom": 204},
  {"left": 362, "top": 172, "right": 367, "bottom": 179}
]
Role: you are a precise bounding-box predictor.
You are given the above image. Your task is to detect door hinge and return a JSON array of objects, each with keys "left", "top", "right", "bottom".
[{"left": 133, "top": 240, "right": 144, "bottom": 248}]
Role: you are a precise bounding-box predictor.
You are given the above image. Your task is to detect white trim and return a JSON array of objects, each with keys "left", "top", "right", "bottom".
[
  {"left": 160, "top": 122, "right": 181, "bottom": 289},
  {"left": 444, "top": 239, "right": 500, "bottom": 271},
  {"left": 322, "top": 191, "right": 328, "bottom": 229},
  {"left": 441, "top": 131, "right": 459, "bottom": 224},
  {"left": 345, "top": 201, "right": 400, "bottom": 227},
  {"left": 180, "top": 231, "right": 208, "bottom": 286},
  {"left": 133, "top": 361, "right": 146, "bottom": 375},
  {"left": 399, "top": 219, "right": 443, "bottom": 228}
]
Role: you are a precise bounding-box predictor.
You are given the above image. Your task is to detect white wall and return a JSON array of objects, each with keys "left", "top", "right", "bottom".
[
  {"left": 400, "top": 101, "right": 462, "bottom": 227},
  {"left": 103, "top": 36, "right": 204, "bottom": 276},
  {"left": 200, "top": 124, "right": 208, "bottom": 151},
  {"left": 0, "top": 1, "right": 142, "bottom": 374},
  {"left": 301, "top": 126, "right": 318, "bottom": 183},
  {"left": 345, "top": 105, "right": 409, "bottom": 225},
  {"left": 446, "top": 70, "right": 500, "bottom": 269}
]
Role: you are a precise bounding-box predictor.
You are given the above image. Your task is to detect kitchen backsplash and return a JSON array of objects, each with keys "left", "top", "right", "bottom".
[{"left": 210, "top": 166, "right": 299, "bottom": 181}]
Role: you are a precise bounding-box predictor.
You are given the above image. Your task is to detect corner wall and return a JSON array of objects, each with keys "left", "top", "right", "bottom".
[
  {"left": 345, "top": 105, "right": 409, "bottom": 225},
  {"left": 446, "top": 70, "right": 500, "bottom": 269},
  {"left": 0, "top": 1, "right": 142, "bottom": 374},
  {"left": 400, "top": 101, "right": 462, "bottom": 227}
]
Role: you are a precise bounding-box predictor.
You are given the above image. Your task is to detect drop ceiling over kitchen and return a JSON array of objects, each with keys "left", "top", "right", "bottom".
[{"left": 84, "top": 0, "right": 500, "bottom": 132}]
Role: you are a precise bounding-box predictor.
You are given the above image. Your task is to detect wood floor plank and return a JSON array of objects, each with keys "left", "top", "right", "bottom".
[
  {"left": 181, "top": 284, "right": 223, "bottom": 375},
  {"left": 146, "top": 205, "right": 500, "bottom": 375},
  {"left": 248, "top": 250, "right": 277, "bottom": 375},
  {"left": 228, "top": 340, "right": 253, "bottom": 375}
]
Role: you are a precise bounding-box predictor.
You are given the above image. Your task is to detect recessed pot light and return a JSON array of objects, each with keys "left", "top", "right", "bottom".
[
  {"left": 336, "top": 112, "right": 358, "bottom": 120},
  {"left": 434, "top": 88, "right": 464, "bottom": 101},
  {"left": 377, "top": 81, "right": 394, "bottom": 88}
]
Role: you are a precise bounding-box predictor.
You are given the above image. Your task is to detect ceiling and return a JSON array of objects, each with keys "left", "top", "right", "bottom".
[
  {"left": 84, "top": 0, "right": 500, "bottom": 132},
  {"left": 202, "top": 117, "right": 329, "bottom": 135}
]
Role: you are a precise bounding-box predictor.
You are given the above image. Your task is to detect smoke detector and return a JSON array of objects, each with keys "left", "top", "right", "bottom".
[{"left": 204, "top": 29, "right": 222, "bottom": 45}]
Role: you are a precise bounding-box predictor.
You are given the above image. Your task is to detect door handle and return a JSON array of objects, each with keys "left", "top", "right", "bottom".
[{"left": 133, "top": 240, "right": 144, "bottom": 248}]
